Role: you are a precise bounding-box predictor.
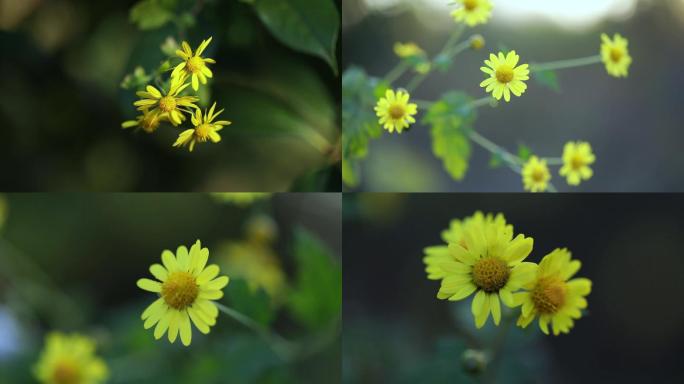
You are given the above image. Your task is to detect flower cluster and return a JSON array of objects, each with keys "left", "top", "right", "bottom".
[
  {"left": 522, "top": 141, "right": 596, "bottom": 192},
  {"left": 122, "top": 37, "right": 232, "bottom": 152},
  {"left": 423, "top": 212, "right": 592, "bottom": 335}
]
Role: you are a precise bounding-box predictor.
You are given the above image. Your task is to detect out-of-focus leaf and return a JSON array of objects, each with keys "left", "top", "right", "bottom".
[
  {"left": 342, "top": 157, "right": 359, "bottom": 188},
  {"left": 489, "top": 152, "right": 503, "bottom": 168},
  {"left": 252, "top": 0, "right": 340, "bottom": 72},
  {"left": 517, "top": 143, "right": 532, "bottom": 162},
  {"left": 288, "top": 228, "right": 341, "bottom": 330},
  {"left": 129, "top": 0, "right": 176, "bottom": 30},
  {"left": 533, "top": 69, "right": 560, "bottom": 92},
  {"left": 423, "top": 92, "right": 476, "bottom": 181},
  {"left": 226, "top": 279, "right": 274, "bottom": 326}
]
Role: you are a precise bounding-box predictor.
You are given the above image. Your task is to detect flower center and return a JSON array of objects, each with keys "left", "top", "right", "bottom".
[
  {"left": 495, "top": 65, "right": 514, "bottom": 84},
  {"left": 158, "top": 96, "right": 177, "bottom": 112},
  {"left": 195, "top": 123, "right": 212, "bottom": 140},
  {"left": 570, "top": 154, "right": 585, "bottom": 170},
  {"left": 532, "top": 277, "right": 567, "bottom": 314},
  {"left": 532, "top": 167, "right": 546, "bottom": 183},
  {"left": 389, "top": 104, "right": 406, "bottom": 119},
  {"left": 472, "top": 257, "right": 509, "bottom": 292},
  {"left": 161, "top": 271, "right": 199, "bottom": 309},
  {"left": 610, "top": 48, "right": 623, "bottom": 63},
  {"left": 186, "top": 56, "right": 204, "bottom": 74},
  {"left": 463, "top": 0, "right": 478, "bottom": 11},
  {"left": 52, "top": 360, "right": 81, "bottom": 384}
]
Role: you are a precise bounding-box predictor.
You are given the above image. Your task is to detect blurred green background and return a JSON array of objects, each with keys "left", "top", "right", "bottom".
[
  {"left": 0, "top": 193, "right": 341, "bottom": 383},
  {"left": 342, "top": 0, "right": 684, "bottom": 192},
  {"left": 342, "top": 193, "right": 684, "bottom": 383},
  {"left": 0, "top": 0, "right": 341, "bottom": 191}
]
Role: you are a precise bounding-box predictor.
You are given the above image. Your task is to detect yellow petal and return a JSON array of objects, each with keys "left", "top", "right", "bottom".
[{"left": 137, "top": 278, "right": 161, "bottom": 292}]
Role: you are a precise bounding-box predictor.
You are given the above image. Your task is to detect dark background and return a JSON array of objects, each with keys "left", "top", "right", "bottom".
[
  {"left": 343, "top": 193, "right": 684, "bottom": 383},
  {"left": 342, "top": 0, "right": 684, "bottom": 192},
  {"left": 0, "top": 0, "right": 341, "bottom": 191}
]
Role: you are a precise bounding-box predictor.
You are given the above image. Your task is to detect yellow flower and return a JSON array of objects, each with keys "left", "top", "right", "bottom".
[
  {"left": 522, "top": 156, "right": 550, "bottom": 193},
  {"left": 514, "top": 248, "right": 591, "bottom": 335},
  {"left": 451, "top": 0, "right": 493, "bottom": 27},
  {"left": 435, "top": 212, "right": 537, "bottom": 328},
  {"left": 133, "top": 75, "right": 198, "bottom": 126},
  {"left": 559, "top": 141, "right": 595, "bottom": 186},
  {"left": 480, "top": 51, "right": 529, "bottom": 102},
  {"left": 470, "top": 34, "right": 486, "bottom": 50},
  {"left": 33, "top": 332, "right": 108, "bottom": 384},
  {"left": 393, "top": 42, "right": 424, "bottom": 58},
  {"left": 415, "top": 62, "right": 431, "bottom": 74},
  {"left": 121, "top": 109, "right": 163, "bottom": 133},
  {"left": 137, "top": 240, "right": 230, "bottom": 346},
  {"left": 173, "top": 102, "right": 230, "bottom": 152},
  {"left": 374, "top": 89, "right": 418, "bottom": 134},
  {"left": 172, "top": 37, "right": 215, "bottom": 91},
  {"left": 600, "top": 33, "right": 632, "bottom": 78}
]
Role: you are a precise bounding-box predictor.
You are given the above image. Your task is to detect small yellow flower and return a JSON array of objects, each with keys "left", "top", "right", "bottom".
[
  {"left": 451, "top": 0, "right": 493, "bottom": 27},
  {"left": 415, "top": 62, "right": 431, "bottom": 74},
  {"left": 34, "top": 332, "right": 108, "bottom": 384},
  {"left": 393, "top": 42, "right": 424, "bottom": 58},
  {"left": 173, "top": 102, "right": 230, "bottom": 152},
  {"left": 137, "top": 240, "right": 230, "bottom": 346},
  {"left": 559, "top": 141, "right": 595, "bottom": 186},
  {"left": 172, "top": 37, "right": 215, "bottom": 91},
  {"left": 514, "top": 248, "right": 592, "bottom": 335},
  {"left": 480, "top": 51, "right": 529, "bottom": 102},
  {"left": 434, "top": 212, "right": 537, "bottom": 328},
  {"left": 522, "top": 156, "right": 550, "bottom": 193},
  {"left": 600, "top": 33, "right": 632, "bottom": 78},
  {"left": 470, "top": 34, "right": 485, "bottom": 50},
  {"left": 121, "top": 109, "right": 163, "bottom": 133},
  {"left": 374, "top": 89, "right": 418, "bottom": 134},
  {"left": 133, "top": 75, "right": 198, "bottom": 126}
]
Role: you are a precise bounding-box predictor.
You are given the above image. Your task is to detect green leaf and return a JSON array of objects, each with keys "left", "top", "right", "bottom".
[
  {"left": 129, "top": 0, "right": 174, "bottom": 30},
  {"left": 253, "top": 0, "right": 340, "bottom": 73},
  {"left": 288, "top": 228, "right": 341, "bottom": 330},
  {"left": 489, "top": 152, "right": 503, "bottom": 168},
  {"left": 423, "top": 92, "right": 475, "bottom": 181},
  {"left": 517, "top": 143, "right": 532, "bottom": 162},
  {"left": 226, "top": 279, "right": 274, "bottom": 326},
  {"left": 342, "top": 156, "right": 360, "bottom": 188},
  {"left": 533, "top": 70, "right": 560, "bottom": 92}
]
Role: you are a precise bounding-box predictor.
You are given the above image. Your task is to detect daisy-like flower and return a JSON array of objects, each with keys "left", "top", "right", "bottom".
[
  {"left": 480, "top": 51, "right": 529, "bottom": 102},
  {"left": 559, "top": 141, "right": 595, "bottom": 186},
  {"left": 33, "top": 332, "right": 108, "bottom": 384},
  {"left": 133, "top": 74, "right": 198, "bottom": 126},
  {"left": 600, "top": 33, "right": 632, "bottom": 78},
  {"left": 451, "top": 0, "right": 493, "bottom": 27},
  {"left": 137, "top": 240, "right": 230, "bottom": 346},
  {"left": 393, "top": 42, "right": 424, "bottom": 58},
  {"left": 374, "top": 89, "right": 418, "bottom": 134},
  {"left": 121, "top": 109, "right": 163, "bottom": 134},
  {"left": 172, "top": 37, "right": 215, "bottom": 91},
  {"left": 514, "top": 248, "right": 592, "bottom": 335},
  {"left": 173, "top": 102, "right": 230, "bottom": 152},
  {"left": 522, "top": 156, "right": 550, "bottom": 193},
  {"left": 436, "top": 212, "right": 537, "bottom": 328}
]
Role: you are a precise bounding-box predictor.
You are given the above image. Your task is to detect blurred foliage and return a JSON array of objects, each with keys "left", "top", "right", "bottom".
[{"left": 0, "top": 193, "right": 341, "bottom": 383}]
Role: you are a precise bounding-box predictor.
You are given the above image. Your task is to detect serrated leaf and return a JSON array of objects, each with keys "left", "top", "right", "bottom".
[
  {"left": 533, "top": 69, "right": 560, "bottom": 92},
  {"left": 129, "top": 0, "right": 174, "bottom": 30},
  {"left": 226, "top": 279, "right": 274, "bottom": 326},
  {"left": 288, "top": 228, "right": 341, "bottom": 330},
  {"left": 253, "top": 0, "right": 339, "bottom": 73}
]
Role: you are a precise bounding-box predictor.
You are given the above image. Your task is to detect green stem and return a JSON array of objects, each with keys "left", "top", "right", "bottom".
[
  {"left": 405, "top": 72, "right": 428, "bottom": 93},
  {"left": 483, "top": 314, "right": 514, "bottom": 384},
  {"left": 544, "top": 157, "right": 563, "bottom": 165},
  {"left": 468, "top": 96, "right": 495, "bottom": 110},
  {"left": 384, "top": 61, "right": 411, "bottom": 85},
  {"left": 216, "top": 302, "right": 297, "bottom": 361},
  {"left": 414, "top": 100, "right": 434, "bottom": 109},
  {"left": 531, "top": 55, "right": 602, "bottom": 72},
  {"left": 467, "top": 130, "right": 522, "bottom": 173},
  {"left": 405, "top": 24, "right": 466, "bottom": 93}
]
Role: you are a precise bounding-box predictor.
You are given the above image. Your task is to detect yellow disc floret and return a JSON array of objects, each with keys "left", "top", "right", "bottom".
[
  {"left": 161, "top": 271, "right": 199, "bottom": 310},
  {"left": 472, "top": 257, "right": 510, "bottom": 293}
]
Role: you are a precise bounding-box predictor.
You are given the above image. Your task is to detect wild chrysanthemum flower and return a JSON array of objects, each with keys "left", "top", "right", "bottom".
[
  {"left": 600, "top": 33, "right": 632, "bottom": 78},
  {"left": 522, "top": 156, "right": 550, "bottom": 193},
  {"left": 137, "top": 240, "right": 230, "bottom": 346},
  {"left": 394, "top": 42, "right": 424, "bottom": 58},
  {"left": 559, "top": 141, "right": 595, "bottom": 186},
  {"left": 374, "top": 89, "right": 418, "bottom": 134},
  {"left": 480, "top": 51, "right": 529, "bottom": 102},
  {"left": 133, "top": 75, "right": 198, "bottom": 126},
  {"left": 121, "top": 109, "right": 163, "bottom": 133},
  {"left": 34, "top": 332, "right": 108, "bottom": 384},
  {"left": 514, "top": 248, "right": 591, "bottom": 335},
  {"left": 451, "top": 0, "right": 493, "bottom": 27},
  {"left": 172, "top": 37, "right": 215, "bottom": 91},
  {"left": 173, "top": 102, "right": 230, "bottom": 152},
  {"left": 436, "top": 212, "right": 537, "bottom": 328}
]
